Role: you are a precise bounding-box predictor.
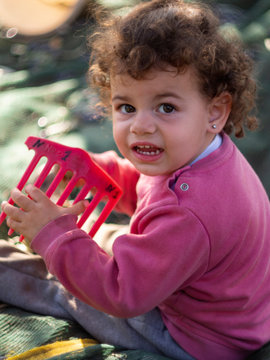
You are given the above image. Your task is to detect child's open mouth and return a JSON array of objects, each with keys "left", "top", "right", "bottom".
[
  {"left": 134, "top": 145, "right": 163, "bottom": 155},
  {"left": 132, "top": 144, "right": 164, "bottom": 161}
]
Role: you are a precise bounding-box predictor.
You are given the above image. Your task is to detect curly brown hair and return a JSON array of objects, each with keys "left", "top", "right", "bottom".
[{"left": 89, "top": 0, "right": 258, "bottom": 138}]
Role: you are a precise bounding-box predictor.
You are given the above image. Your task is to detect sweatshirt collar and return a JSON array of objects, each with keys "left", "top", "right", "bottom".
[{"left": 189, "top": 134, "right": 223, "bottom": 166}]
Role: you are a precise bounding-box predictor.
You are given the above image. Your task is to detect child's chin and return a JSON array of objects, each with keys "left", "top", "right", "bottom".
[{"left": 135, "top": 165, "right": 167, "bottom": 177}]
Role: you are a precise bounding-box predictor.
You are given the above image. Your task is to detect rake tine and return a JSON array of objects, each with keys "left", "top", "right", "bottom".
[
  {"left": 17, "top": 167, "right": 68, "bottom": 242},
  {"left": 56, "top": 175, "right": 79, "bottom": 206},
  {"left": 17, "top": 165, "right": 64, "bottom": 242},
  {"left": 89, "top": 199, "right": 117, "bottom": 237},
  {"left": 0, "top": 153, "right": 41, "bottom": 225},
  {"left": 0, "top": 197, "right": 14, "bottom": 224},
  {"left": 8, "top": 159, "right": 54, "bottom": 238},
  {"left": 4, "top": 153, "right": 43, "bottom": 236},
  {"left": 17, "top": 153, "right": 42, "bottom": 190},
  {"left": 18, "top": 177, "right": 89, "bottom": 243},
  {"left": 77, "top": 191, "right": 103, "bottom": 229},
  {"left": 7, "top": 228, "right": 15, "bottom": 237},
  {"left": 18, "top": 234, "right": 24, "bottom": 242},
  {"left": 72, "top": 184, "right": 91, "bottom": 204},
  {"left": 45, "top": 167, "right": 67, "bottom": 198},
  {"left": 34, "top": 160, "right": 54, "bottom": 188}
]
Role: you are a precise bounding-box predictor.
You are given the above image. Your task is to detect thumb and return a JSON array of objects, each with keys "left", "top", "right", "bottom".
[{"left": 66, "top": 200, "right": 89, "bottom": 216}]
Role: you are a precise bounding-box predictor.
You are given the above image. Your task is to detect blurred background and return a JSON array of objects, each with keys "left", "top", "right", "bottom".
[{"left": 0, "top": 0, "right": 269, "bottom": 223}]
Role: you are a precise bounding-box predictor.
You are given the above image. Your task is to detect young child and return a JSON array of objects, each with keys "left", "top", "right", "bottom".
[{"left": 1, "top": 0, "right": 270, "bottom": 359}]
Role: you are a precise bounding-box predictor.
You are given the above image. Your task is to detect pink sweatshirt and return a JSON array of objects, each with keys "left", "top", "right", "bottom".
[{"left": 32, "top": 134, "right": 270, "bottom": 360}]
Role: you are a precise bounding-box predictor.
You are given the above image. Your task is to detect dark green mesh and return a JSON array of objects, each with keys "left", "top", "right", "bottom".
[
  {"left": 0, "top": 306, "right": 172, "bottom": 360},
  {"left": 0, "top": 306, "right": 89, "bottom": 357},
  {"left": 46, "top": 345, "right": 172, "bottom": 360}
]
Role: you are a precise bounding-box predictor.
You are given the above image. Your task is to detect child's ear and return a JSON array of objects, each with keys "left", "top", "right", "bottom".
[{"left": 208, "top": 92, "right": 232, "bottom": 133}]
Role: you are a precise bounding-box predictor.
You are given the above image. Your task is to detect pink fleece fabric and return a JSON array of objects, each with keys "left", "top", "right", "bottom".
[{"left": 32, "top": 134, "right": 270, "bottom": 360}]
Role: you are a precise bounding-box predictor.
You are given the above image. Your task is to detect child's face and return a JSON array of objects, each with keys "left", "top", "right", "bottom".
[{"left": 111, "top": 66, "right": 216, "bottom": 176}]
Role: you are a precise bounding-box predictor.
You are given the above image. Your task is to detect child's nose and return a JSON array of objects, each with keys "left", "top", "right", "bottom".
[{"left": 130, "top": 112, "right": 156, "bottom": 135}]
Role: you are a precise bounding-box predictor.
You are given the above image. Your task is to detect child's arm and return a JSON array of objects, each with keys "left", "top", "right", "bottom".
[
  {"left": 30, "top": 199, "right": 209, "bottom": 318},
  {"left": 1, "top": 183, "right": 209, "bottom": 318}
]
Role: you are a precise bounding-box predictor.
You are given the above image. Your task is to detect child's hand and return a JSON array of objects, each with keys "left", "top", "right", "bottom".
[{"left": 1, "top": 185, "right": 88, "bottom": 243}]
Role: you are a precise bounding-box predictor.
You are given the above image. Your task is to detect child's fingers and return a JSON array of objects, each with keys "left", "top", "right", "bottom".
[
  {"left": 1, "top": 201, "right": 23, "bottom": 222},
  {"left": 24, "top": 184, "right": 47, "bottom": 202},
  {"left": 6, "top": 217, "right": 21, "bottom": 232},
  {"left": 10, "top": 188, "right": 33, "bottom": 211},
  {"left": 1, "top": 201, "right": 25, "bottom": 235},
  {"left": 66, "top": 200, "right": 89, "bottom": 217}
]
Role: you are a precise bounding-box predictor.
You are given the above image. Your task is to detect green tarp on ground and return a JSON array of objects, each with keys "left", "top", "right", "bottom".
[{"left": 0, "top": 306, "right": 171, "bottom": 360}]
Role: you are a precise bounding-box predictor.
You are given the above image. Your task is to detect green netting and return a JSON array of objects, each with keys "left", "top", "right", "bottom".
[
  {"left": 0, "top": 306, "right": 89, "bottom": 357},
  {"left": 1, "top": 307, "right": 270, "bottom": 360},
  {"left": 0, "top": 306, "right": 172, "bottom": 360},
  {"left": 46, "top": 345, "right": 172, "bottom": 360}
]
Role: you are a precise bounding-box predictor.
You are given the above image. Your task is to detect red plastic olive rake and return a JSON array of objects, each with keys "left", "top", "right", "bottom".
[{"left": 0, "top": 136, "right": 122, "bottom": 241}]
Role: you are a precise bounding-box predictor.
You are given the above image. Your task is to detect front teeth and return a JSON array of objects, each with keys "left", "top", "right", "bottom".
[{"left": 136, "top": 145, "right": 161, "bottom": 155}]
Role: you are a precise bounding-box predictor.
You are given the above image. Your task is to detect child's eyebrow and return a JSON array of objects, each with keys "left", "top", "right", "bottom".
[
  {"left": 154, "top": 92, "right": 183, "bottom": 100},
  {"left": 111, "top": 95, "right": 131, "bottom": 102},
  {"left": 112, "top": 93, "right": 183, "bottom": 103}
]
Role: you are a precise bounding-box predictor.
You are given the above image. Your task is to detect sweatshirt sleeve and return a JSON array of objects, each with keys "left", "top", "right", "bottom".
[
  {"left": 91, "top": 151, "right": 140, "bottom": 216},
  {"left": 31, "top": 204, "right": 210, "bottom": 318}
]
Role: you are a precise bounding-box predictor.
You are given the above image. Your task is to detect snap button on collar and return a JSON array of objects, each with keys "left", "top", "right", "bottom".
[{"left": 180, "top": 183, "right": 189, "bottom": 191}]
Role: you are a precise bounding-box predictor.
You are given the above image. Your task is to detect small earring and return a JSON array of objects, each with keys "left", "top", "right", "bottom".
[{"left": 212, "top": 124, "right": 217, "bottom": 129}]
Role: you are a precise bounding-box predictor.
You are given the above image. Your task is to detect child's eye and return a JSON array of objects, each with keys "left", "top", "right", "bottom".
[
  {"left": 159, "top": 103, "right": 175, "bottom": 114},
  {"left": 120, "top": 104, "right": 135, "bottom": 114}
]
